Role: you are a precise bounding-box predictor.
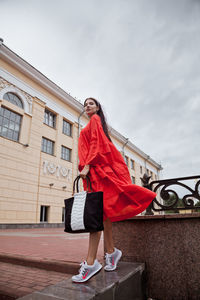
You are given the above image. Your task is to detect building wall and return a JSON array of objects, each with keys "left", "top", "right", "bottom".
[
  {"left": 0, "top": 52, "right": 161, "bottom": 224},
  {"left": 0, "top": 75, "right": 78, "bottom": 224},
  {"left": 111, "top": 136, "right": 159, "bottom": 184}
]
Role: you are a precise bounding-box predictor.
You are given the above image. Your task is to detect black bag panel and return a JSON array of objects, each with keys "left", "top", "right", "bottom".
[
  {"left": 84, "top": 192, "right": 104, "bottom": 232},
  {"left": 64, "top": 197, "right": 73, "bottom": 233}
]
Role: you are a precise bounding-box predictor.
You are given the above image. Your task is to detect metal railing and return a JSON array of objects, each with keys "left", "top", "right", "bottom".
[{"left": 142, "top": 174, "right": 200, "bottom": 215}]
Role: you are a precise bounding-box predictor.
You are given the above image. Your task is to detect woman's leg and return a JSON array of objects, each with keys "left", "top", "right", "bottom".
[
  {"left": 72, "top": 231, "right": 102, "bottom": 282},
  {"left": 85, "top": 218, "right": 115, "bottom": 265},
  {"left": 103, "top": 218, "right": 114, "bottom": 254},
  {"left": 86, "top": 231, "right": 102, "bottom": 265},
  {"left": 103, "top": 218, "right": 122, "bottom": 271}
]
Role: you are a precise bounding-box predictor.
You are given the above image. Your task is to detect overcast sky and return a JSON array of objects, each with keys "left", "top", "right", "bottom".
[{"left": 0, "top": 0, "right": 200, "bottom": 181}]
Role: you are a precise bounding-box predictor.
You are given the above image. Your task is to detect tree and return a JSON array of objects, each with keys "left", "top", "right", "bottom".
[
  {"left": 163, "top": 194, "right": 184, "bottom": 214},
  {"left": 194, "top": 200, "right": 200, "bottom": 213}
]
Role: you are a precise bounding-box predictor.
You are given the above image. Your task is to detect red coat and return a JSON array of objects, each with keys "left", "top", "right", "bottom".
[{"left": 78, "top": 114, "right": 156, "bottom": 222}]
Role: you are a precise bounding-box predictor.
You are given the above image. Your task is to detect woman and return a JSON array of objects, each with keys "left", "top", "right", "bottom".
[{"left": 72, "top": 98, "right": 156, "bottom": 283}]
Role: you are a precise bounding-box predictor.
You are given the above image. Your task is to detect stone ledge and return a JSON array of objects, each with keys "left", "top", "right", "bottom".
[
  {"left": 113, "top": 215, "right": 200, "bottom": 299},
  {"left": 130, "top": 212, "right": 200, "bottom": 220},
  {"left": 18, "top": 262, "right": 145, "bottom": 300}
]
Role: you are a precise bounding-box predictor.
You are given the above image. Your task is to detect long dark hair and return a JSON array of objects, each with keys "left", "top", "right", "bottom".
[{"left": 84, "top": 97, "right": 112, "bottom": 142}]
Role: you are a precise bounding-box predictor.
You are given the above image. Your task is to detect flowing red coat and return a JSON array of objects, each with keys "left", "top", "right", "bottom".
[{"left": 78, "top": 114, "right": 156, "bottom": 222}]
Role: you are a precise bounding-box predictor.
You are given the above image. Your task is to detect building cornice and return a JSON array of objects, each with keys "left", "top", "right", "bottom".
[{"left": 0, "top": 43, "right": 83, "bottom": 113}]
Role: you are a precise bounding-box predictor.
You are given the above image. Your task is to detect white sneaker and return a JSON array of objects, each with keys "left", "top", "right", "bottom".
[
  {"left": 72, "top": 259, "right": 102, "bottom": 283},
  {"left": 104, "top": 248, "right": 122, "bottom": 271}
]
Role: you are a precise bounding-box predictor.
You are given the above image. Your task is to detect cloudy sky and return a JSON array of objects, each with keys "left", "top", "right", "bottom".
[{"left": 0, "top": 0, "right": 200, "bottom": 181}]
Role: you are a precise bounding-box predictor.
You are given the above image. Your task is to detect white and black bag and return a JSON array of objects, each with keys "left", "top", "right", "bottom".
[{"left": 64, "top": 176, "right": 104, "bottom": 233}]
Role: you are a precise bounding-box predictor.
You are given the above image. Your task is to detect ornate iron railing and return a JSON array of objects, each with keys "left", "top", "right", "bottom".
[{"left": 141, "top": 174, "right": 200, "bottom": 215}]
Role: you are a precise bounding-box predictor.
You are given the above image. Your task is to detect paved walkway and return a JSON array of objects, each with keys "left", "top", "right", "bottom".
[
  {"left": 0, "top": 227, "right": 104, "bottom": 299},
  {"left": 0, "top": 261, "right": 70, "bottom": 299},
  {"left": 0, "top": 227, "right": 104, "bottom": 263}
]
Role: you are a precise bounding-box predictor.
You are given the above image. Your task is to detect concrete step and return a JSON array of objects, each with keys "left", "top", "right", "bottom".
[
  {"left": 17, "top": 262, "right": 146, "bottom": 300},
  {"left": 0, "top": 253, "right": 79, "bottom": 274}
]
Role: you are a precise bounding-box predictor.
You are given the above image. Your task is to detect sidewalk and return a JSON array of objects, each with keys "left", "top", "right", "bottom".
[
  {"left": 0, "top": 227, "right": 104, "bottom": 263},
  {"left": 0, "top": 227, "right": 104, "bottom": 299},
  {"left": 0, "top": 261, "right": 71, "bottom": 299}
]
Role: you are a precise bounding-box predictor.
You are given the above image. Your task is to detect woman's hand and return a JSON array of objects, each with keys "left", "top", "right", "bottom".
[{"left": 79, "top": 165, "right": 90, "bottom": 179}]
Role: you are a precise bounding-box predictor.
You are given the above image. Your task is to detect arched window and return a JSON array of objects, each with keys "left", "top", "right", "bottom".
[{"left": 3, "top": 92, "right": 23, "bottom": 109}]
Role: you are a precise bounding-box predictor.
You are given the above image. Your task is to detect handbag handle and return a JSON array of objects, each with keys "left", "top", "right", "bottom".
[{"left": 73, "top": 175, "right": 93, "bottom": 194}]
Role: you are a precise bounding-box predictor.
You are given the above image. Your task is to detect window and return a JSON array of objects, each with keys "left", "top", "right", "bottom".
[
  {"left": 62, "top": 207, "right": 65, "bottom": 223},
  {"left": 125, "top": 155, "right": 129, "bottom": 166},
  {"left": 63, "top": 120, "right": 72, "bottom": 136},
  {"left": 40, "top": 206, "right": 49, "bottom": 222},
  {"left": 150, "top": 171, "right": 153, "bottom": 178},
  {"left": 140, "top": 166, "right": 143, "bottom": 174},
  {"left": 41, "top": 137, "right": 54, "bottom": 155},
  {"left": 44, "top": 109, "right": 56, "bottom": 128},
  {"left": 3, "top": 92, "right": 23, "bottom": 109},
  {"left": 130, "top": 159, "right": 135, "bottom": 170},
  {"left": 131, "top": 176, "right": 135, "bottom": 184},
  {"left": 61, "top": 145, "right": 71, "bottom": 162},
  {"left": 0, "top": 107, "right": 22, "bottom": 141}
]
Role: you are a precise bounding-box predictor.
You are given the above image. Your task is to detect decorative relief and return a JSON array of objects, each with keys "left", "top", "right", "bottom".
[
  {"left": 43, "top": 160, "right": 72, "bottom": 181},
  {"left": 0, "top": 77, "right": 9, "bottom": 89},
  {"left": 0, "top": 77, "right": 33, "bottom": 114},
  {"left": 21, "top": 92, "right": 33, "bottom": 114}
]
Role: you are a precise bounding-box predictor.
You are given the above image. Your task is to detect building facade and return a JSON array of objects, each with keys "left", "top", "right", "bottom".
[{"left": 0, "top": 40, "right": 162, "bottom": 225}]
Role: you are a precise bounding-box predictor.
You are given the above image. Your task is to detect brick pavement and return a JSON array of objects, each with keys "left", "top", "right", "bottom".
[
  {"left": 0, "top": 228, "right": 104, "bottom": 262},
  {"left": 0, "top": 227, "right": 104, "bottom": 299},
  {"left": 0, "top": 261, "right": 70, "bottom": 299}
]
